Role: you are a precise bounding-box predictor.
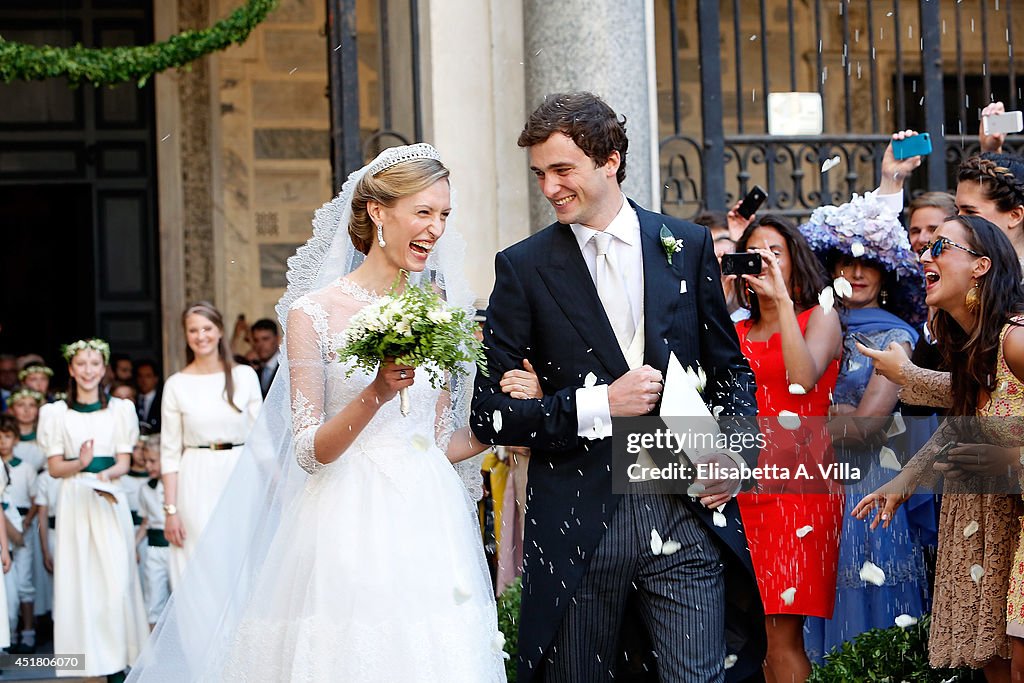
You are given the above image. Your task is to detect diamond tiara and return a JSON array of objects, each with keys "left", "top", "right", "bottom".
[{"left": 366, "top": 143, "right": 442, "bottom": 177}]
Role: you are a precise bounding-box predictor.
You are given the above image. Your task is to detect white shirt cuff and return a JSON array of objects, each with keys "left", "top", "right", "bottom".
[
  {"left": 575, "top": 385, "right": 612, "bottom": 439},
  {"left": 872, "top": 189, "right": 905, "bottom": 214}
]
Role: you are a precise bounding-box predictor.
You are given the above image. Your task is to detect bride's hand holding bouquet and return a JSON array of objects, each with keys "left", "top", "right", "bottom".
[{"left": 338, "top": 275, "right": 485, "bottom": 415}]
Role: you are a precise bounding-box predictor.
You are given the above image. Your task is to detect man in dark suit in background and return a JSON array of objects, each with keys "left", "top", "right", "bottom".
[
  {"left": 251, "top": 319, "right": 280, "bottom": 398},
  {"left": 471, "top": 92, "right": 766, "bottom": 683},
  {"left": 135, "top": 359, "right": 162, "bottom": 435}
]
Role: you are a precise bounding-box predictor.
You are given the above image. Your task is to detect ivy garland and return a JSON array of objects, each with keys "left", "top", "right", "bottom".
[{"left": 0, "top": 0, "right": 277, "bottom": 88}]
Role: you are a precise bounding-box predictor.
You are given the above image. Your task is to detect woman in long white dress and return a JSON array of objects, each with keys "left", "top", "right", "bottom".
[
  {"left": 128, "top": 145, "right": 530, "bottom": 682},
  {"left": 161, "top": 303, "right": 262, "bottom": 587},
  {"left": 37, "top": 339, "right": 148, "bottom": 681}
]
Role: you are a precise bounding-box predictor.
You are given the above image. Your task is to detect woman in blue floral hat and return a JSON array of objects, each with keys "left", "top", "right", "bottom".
[{"left": 799, "top": 193, "right": 931, "bottom": 662}]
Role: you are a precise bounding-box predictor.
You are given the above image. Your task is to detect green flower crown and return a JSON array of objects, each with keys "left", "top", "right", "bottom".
[
  {"left": 61, "top": 338, "right": 111, "bottom": 364},
  {"left": 8, "top": 388, "right": 44, "bottom": 405},
  {"left": 17, "top": 365, "right": 53, "bottom": 382}
]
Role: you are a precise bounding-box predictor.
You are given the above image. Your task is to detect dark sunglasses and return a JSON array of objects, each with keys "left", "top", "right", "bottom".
[{"left": 916, "top": 237, "right": 983, "bottom": 261}]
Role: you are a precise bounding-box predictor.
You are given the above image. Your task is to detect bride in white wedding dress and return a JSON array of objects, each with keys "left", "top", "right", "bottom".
[{"left": 128, "top": 144, "right": 523, "bottom": 682}]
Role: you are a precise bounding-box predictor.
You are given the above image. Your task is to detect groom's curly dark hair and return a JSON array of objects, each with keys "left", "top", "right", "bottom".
[{"left": 518, "top": 91, "right": 629, "bottom": 185}]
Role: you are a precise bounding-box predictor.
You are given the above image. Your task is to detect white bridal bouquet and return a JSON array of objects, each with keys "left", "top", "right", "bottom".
[{"left": 337, "top": 278, "right": 486, "bottom": 416}]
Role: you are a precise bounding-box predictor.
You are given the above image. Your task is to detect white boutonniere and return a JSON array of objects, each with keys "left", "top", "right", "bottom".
[{"left": 660, "top": 225, "right": 682, "bottom": 265}]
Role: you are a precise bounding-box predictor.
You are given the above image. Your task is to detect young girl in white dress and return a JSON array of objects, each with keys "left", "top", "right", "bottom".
[
  {"left": 160, "top": 303, "right": 262, "bottom": 587},
  {"left": 36, "top": 339, "right": 148, "bottom": 681}
]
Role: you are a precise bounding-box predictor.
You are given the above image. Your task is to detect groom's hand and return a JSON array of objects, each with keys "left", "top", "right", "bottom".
[{"left": 608, "top": 365, "right": 663, "bottom": 417}]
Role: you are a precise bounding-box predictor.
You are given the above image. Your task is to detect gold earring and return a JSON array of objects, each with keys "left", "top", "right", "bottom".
[{"left": 965, "top": 280, "right": 981, "bottom": 313}]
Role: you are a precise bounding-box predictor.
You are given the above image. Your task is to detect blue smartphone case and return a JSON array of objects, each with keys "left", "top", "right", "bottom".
[{"left": 892, "top": 133, "right": 932, "bottom": 160}]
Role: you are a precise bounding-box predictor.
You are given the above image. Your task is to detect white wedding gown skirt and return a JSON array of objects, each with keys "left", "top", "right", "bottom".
[{"left": 221, "top": 432, "right": 506, "bottom": 682}]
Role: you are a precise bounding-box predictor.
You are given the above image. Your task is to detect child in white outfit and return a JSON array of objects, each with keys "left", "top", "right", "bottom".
[{"left": 137, "top": 437, "right": 170, "bottom": 628}]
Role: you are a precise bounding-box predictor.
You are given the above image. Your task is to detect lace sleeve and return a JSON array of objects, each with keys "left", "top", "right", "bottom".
[
  {"left": 898, "top": 363, "right": 953, "bottom": 408},
  {"left": 287, "top": 299, "right": 328, "bottom": 475},
  {"left": 900, "top": 417, "right": 960, "bottom": 491}
]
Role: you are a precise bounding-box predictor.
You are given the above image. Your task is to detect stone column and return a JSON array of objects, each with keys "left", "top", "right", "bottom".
[{"left": 522, "top": 0, "right": 660, "bottom": 230}]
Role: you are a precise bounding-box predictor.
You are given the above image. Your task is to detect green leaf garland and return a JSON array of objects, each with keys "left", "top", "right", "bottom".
[{"left": 0, "top": 0, "right": 277, "bottom": 88}]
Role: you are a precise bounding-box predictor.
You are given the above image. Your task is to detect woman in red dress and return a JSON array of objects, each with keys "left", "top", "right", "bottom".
[{"left": 733, "top": 215, "right": 844, "bottom": 683}]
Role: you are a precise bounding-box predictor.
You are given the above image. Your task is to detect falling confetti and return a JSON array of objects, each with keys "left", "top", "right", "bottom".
[
  {"left": 795, "top": 525, "right": 814, "bottom": 538},
  {"left": 410, "top": 435, "right": 430, "bottom": 451},
  {"left": 895, "top": 614, "right": 919, "bottom": 628},
  {"left": 712, "top": 405, "right": 725, "bottom": 418},
  {"left": 724, "top": 654, "right": 738, "bottom": 669},
  {"left": 970, "top": 564, "right": 985, "bottom": 584},
  {"left": 963, "top": 520, "right": 980, "bottom": 538},
  {"left": 859, "top": 560, "right": 886, "bottom": 586},
  {"left": 821, "top": 155, "right": 841, "bottom": 173},
  {"left": 453, "top": 584, "right": 472, "bottom": 604},
  {"left": 492, "top": 410, "right": 502, "bottom": 433},
  {"left": 778, "top": 411, "right": 801, "bottom": 430},
  {"left": 650, "top": 529, "right": 664, "bottom": 555},
  {"left": 492, "top": 631, "right": 511, "bottom": 659},
  {"left": 833, "top": 276, "right": 853, "bottom": 299},
  {"left": 851, "top": 241, "right": 866, "bottom": 258},
  {"left": 584, "top": 372, "right": 597, "bottom": 388},
  {"left": 878, "top": 446, "right": 902, "bottom": 471},
  {"left": 787, "top": 383, "right": 807, "bottom": 395},
  {"left": 712, "top": 511, "right": 728, "bottom": 527},
  {"left": 780, "top": 587, "right": 797, "bottom": 605},
  {"left": 818, "top": 285, "right": 835, "bottom": 315},
  {"left": 661, "top": 540, "right": 681, "bottom": 555}
]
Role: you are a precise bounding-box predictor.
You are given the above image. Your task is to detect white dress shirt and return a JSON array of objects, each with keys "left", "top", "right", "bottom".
[{"left": 569, "top": 195, "right": 643, "bottom": 439}]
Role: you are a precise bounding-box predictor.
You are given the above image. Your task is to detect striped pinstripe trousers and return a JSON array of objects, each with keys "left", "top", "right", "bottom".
[{"left": 541, "top": 492, "right": 726, "bottom": 682}]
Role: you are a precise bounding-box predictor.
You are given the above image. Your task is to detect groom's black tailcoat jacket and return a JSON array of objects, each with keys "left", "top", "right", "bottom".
[{"left": 472, "top": 200, "right": 767, "bottom": 683}]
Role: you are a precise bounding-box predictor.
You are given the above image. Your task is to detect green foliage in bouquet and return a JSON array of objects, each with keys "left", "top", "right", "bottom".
[
  {"left": 497, "top": 578, "right": 522, "bottom": 682},
  {"left": 0, "top": 0, "right": 276, "bottom": 87},
  {"left": 337, "top": 280, "right": 486, "bottom": 386},
  {"left": 808, "top": 615, "right": 979, "bottom": 682}
]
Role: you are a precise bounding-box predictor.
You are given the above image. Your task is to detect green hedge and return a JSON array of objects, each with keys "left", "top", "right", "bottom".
[
  {"left": 809, "top": 615, "right": 980, "bottom": 682},
  {"left": 497, "top": 578, "right": 522, "bottom": 682}
]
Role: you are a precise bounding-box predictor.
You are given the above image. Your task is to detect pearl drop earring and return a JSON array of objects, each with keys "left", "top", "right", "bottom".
[{"left": 377, "top": 223, "right": 386, "bottom": 248}]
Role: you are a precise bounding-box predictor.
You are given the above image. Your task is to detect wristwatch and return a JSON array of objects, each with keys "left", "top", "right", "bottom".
[{"left": 162, "top": 503, "right": 177, "bottom": 516}]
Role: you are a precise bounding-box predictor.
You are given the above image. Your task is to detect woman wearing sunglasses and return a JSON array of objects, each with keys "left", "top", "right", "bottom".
[{"left": 854, "top": 215, "right": 1024, "bottom": 679}]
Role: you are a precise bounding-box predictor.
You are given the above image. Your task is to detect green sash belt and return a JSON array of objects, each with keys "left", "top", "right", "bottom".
[{"left": 80, "top": 456, "right": 115, "bottom": 474}]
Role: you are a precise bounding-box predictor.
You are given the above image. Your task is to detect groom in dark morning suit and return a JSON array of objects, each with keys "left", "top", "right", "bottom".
[{"left": 471, "top": 93, "right": 766, "bottom": 682}]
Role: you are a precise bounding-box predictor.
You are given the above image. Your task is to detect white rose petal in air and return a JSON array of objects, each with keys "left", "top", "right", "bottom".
[
  {"left": 795, "top": 525, "right": 814, "bottom": 538},
  {"left": 712, "top": 405, "right": 725, "bottom": 418},
  {"left": 821, "top": 155, "right": 841, "bottom": 173},
  {"left": 833, "top": 276, "right": 854, "bottom": 299},
  {"left": 724, "top": 654, "right": 738, "bottom": 669},
  {"left": 780, "top": 587, "right": 797, "bottom": 606},
  {"left": 661, "top": 540, "right": 682, "bottom": 556},
  {"left": 492, "top": 631, "right": 511, "bottom": 660},
  {"left": 492, "top": 410, "right": 503, "bottom": 434},
  {"left": 894, "top": 614, "right": 919, "bottom": 628},
  {"left": 818, "top": 285, "right": 835, "bottom": 315},
  {"left": 584, "top": 372, "right": 597, "bottom": 388},
  {"left": 859, "top": 560, "right": 886, "bottom": 586},
  {"left": 453, "top": 584, "right": 472, "bottom": 604},
  {"left": 878, "top": 446, "right": 902, "bottom": 472},
  {"left": 787, "top": 383, "right": 807, "bottom": 395},
  {"left": 963, "top": 521, "right": 980, "bottom": 538},
  {"left": 971, "top": 564, "right": 985, "bottom": 584},
  {"left": 778, "top": 411, "right": 801, "bottom": 430},
  {"left": 410, "top": 435, "right": 430, "bottom": 452},
  {"left": 850, "top": 241, "right": 866, "bottom": 258},
  {"left": 650, "top": 528, "right": 664, "bottom": 555},
  {"left": 713, "top": 511, "right": 728, "bottom": 528}
]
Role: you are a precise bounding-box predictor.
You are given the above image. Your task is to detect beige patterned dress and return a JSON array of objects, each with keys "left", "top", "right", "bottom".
[{"left": 898, "top": 323, "right": 1024, "bottom": 668}]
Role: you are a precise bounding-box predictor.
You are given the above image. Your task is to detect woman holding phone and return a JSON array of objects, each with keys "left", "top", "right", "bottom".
[{"left": 732, "top": 215, "right": 844, "bottom": 682}]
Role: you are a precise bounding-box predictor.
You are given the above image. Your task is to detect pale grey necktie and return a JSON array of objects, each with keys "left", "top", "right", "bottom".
[{"left": 592, "top": 231, "right": 635, "bottom": 353}]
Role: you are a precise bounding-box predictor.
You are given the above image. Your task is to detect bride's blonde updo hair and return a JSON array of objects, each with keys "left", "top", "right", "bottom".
[{"left": 349, "top": 158, "right": 450, "bottom": 255}]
